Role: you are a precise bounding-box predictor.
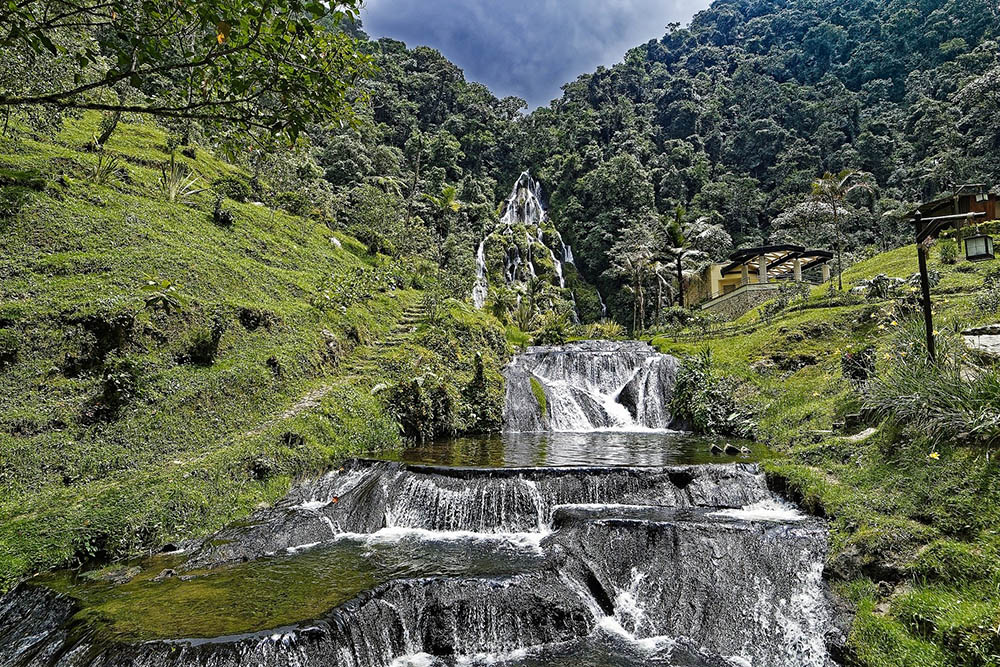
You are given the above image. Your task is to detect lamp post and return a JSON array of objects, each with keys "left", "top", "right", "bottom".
[{"left": 912, "top": 212, "right": 936, "bottom": 362}]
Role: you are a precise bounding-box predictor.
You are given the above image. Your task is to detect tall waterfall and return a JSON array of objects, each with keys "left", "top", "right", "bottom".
[
  {"left": 471, "top": 171, "right": 574, "bottom": 311},
  {"left": 503, "top": 341, "right": 679, "bottom": 433},
  {"left": 472, "top": 239, "right": 488, "bottom": 309}
]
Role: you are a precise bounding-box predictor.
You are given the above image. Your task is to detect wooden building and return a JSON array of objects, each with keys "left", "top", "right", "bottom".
[{"left": 909, "top": 184, "right": 998, "bottom": 222}]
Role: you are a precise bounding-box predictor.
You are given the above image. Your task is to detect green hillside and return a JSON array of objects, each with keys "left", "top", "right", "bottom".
[
  {"left": 0, "top": 116, "right": 506, "bottom": 588},
  {"left": 655, "top": 248, "right": 1000, "bottom": 665}
]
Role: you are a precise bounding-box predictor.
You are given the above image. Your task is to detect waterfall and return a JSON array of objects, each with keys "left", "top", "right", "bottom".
[
  {"left": 2, "top": 460, "right": 842, "bottom": 667},
  {"left": 472, "top": 239, "right": 488, "bottom": 309},
  {"left": 563, "top": 243, "right": 575, "bottom": 265},
  {"left": 597, "top": 290, "right": 607, "bottom": 318},
  {"left": 503, "top": 341, "right": 679, "bottom": 433}
]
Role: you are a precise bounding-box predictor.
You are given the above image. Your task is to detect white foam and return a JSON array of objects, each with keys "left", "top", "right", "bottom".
[
  {"left": 391, "top": 653, "right": 437, "bottom": 667},
  {"left": 285, "top": 542, "right": 321, "bottom": 554},
  {"left": 335, "top": 526, "right": 549, "bottom": 550},
  {"left": 709, "top": 499, "right": 806, "bottom": 523},
  {"left": 294, "top": 499, "right": 328, "bottom": 511}
]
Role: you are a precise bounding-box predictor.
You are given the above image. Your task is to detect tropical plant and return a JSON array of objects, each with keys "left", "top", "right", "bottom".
[
  {"left": 140, "top": 275, "right": 184, "bottom": 314},
  {"left": 160, "top": 154, "right": 207, "bottom": 204},
  {"left": 87, "top": 142, "right": 121, "bottom": 185},
  {"left": 810, "top": 169, "right": 874, "bottom": 290}
]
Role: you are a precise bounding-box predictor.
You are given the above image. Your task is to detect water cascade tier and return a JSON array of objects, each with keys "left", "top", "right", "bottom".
[
  {"left": 0, "top": 459, "right": 846, "bottom": 667},
  {"left": 504, "top": 340, "right": 681, "bottom": 432}
]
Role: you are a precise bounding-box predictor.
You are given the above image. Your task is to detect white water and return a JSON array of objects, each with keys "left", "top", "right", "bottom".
[
  {"left": 473, "top": 239, "right": 488, "bottom": 309},
  {"left": 503, "top": 341, "right": 680, "bottom": 433}
]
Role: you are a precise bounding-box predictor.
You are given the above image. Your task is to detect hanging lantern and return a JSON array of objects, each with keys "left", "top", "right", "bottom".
[{"left": 964, "top": 234, "right": 995, "bottom": 262}]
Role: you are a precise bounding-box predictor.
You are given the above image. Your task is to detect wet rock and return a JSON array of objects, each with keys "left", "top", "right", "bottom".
[
  {"left": 152, "top": 568, "right": 176, "bottom": 581},
  {"left": 81, "top": 565, "right": 141, "bottom": 585},
  {"left": 710, "top": 444, "right": 724, "bottom": 455},
  {"left": 724, "top": 444, "right": 741, "bottom": 455}
]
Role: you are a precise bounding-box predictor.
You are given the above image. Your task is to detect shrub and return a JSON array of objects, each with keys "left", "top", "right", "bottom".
[
  {"left": 159, "top": 154, "right": 206, "bottom": 204},
  {"left": 533, "top": 311, "right": 574, "bottom": 345},
  {"left": 865, "top": 322, "right": 1000, "bottom": 447},
  {"left": 212, "top": 196, "right": 236, "bottom": 227},
  {"left": 461, "top": 353, "right": 504, "bottom": 433},
  {"left": 386, "top": 374, "right": 457, "bottom": 443},
  {"left": 0, "top": 329, "right": 19, "bottom": 369},
  {"left": 274, "top": 190, "right": 310, "bottom": 216},
  {"left": 939, "top": 239, "right": 958, "bottom": 265},
  {"left": 212, "top": 175, "right": 252, "bottom": 202},
  {"left": 669, "top": 349, "right": 756, "bottom": 438},
  {"left": 584, "top": 319, "right": 626, "bottom": 340},
  {"left": 975, "top": 270, "right": 1000, "bottom": 314},
  {"left": 0, "top": 186, "right": 30, "bottom": 219}
]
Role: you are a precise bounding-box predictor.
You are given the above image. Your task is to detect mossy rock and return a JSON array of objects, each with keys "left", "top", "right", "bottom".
[{"left": 529, "top": 377, "right": 547, "bottom": 417}]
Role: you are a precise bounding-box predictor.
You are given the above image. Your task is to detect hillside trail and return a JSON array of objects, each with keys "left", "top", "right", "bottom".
[{"left": 242, "top": 297, "right": 427, "bottom": 438}]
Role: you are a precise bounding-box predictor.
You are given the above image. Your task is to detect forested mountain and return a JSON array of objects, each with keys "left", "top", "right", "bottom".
[
  {"left": 302, "top": 0, "right": 1000, "bottom": 324},
  {"left": 516, "top": 0, "right": 1000, "bottom": 318}
]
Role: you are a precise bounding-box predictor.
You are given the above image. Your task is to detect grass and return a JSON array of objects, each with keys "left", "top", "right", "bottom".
[
  {"left": 652, "top": 245, "right": 1000, "bottom": 665},
  {"left": 0, "top": 116, "right": 504, "bottom": 589}
]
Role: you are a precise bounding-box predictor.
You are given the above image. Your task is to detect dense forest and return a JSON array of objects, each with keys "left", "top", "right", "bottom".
[
  {"left": 5, "top": 0, "right": 998, "bottom": 327},
  {"left": 303, "top": 0, "right": 1000, "bottom": 325}
]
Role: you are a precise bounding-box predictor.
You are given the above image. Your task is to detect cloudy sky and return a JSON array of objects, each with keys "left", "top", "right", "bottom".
[{"left": 361, "top": 0, "right": 713, "bottom": 109}]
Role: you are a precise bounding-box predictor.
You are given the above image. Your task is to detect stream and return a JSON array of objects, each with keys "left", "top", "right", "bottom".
[{"left": 0, "top": 341, "right": 847, "bottom": 666}]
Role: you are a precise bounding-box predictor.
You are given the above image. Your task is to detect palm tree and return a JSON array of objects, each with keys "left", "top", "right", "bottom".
[
  {"left": 811, "top": 169, "right": 873, "bottom": 290},
  {"left": 660, "top": 213, "right": 707, "bottom": 309}
]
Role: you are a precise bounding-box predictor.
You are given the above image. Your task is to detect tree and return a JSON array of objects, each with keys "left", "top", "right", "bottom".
[
  {"left": 811, "top": 170, "right": 873, "bottom": 290},
  {"left": 659, "top": 212, "right": 709, "bottom": 309},
  {"left": 0, "top": 0, "right": 371, "bottom": 143},
  {"left": 605, "top": 220, "right": 656, "bottom": 331}
]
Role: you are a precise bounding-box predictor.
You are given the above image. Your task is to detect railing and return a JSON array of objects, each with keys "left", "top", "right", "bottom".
[{"left": 698, "top": 279, "right": 818, "bottom": 310}]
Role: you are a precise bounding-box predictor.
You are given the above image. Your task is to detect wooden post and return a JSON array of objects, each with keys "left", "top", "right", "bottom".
[{"left": 914, "top": 212, "right": 936, "bottom": 362}]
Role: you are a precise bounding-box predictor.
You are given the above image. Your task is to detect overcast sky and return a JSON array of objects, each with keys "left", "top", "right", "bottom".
[{"left": 361, "top": 0, "right": 713, "bottom": 109}]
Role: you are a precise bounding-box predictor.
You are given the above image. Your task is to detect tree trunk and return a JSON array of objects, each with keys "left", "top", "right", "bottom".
[
  {"left": 96, "top": 110, "right": 121, "bottom": 145},
  {"left": 676, "top": 254, "right": 684, "bottom": 307},
  {"left": 833, "top": 204, "right": 843, "bottom": 291}
]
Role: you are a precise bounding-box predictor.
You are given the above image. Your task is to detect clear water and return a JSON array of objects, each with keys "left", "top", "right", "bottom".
[{"left": 377, "top": 431, "right": 764, "bottom": 468}]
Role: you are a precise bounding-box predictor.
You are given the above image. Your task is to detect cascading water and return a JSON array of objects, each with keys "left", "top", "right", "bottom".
[
  {"left": 471, "top": 172, "right": 572, "bottom": 309},
  {"left": 0, "top": 340, "right": 846, "bottom": 667},
  {"left": 472, "top": 240, "right": 488, "bottom": 309},
  {"left": 503, "top": 341, "right": 680, "bottom": 433}
]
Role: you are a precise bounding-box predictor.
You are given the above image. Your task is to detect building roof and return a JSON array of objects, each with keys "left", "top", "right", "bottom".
[
  {"left": 720, "top": 244, "right": 833, "bottom": 279},
  {"left": 906, "top": 184, "right": 991, "bottom": 218}
]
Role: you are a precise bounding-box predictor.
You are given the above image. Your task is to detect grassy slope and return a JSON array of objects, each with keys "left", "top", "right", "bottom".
[
  {"left": 654, "top": 248, "right": 1000, "bottom": 665},
  {"left": 0, "top": 117, "right": 441, "bottom": 588}
]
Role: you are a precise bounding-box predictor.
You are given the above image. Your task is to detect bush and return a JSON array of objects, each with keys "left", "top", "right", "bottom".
[
  {"left": 212, "top": 175, "right": 252, "bottom": 202},
  {"left": 461, "top": 353, "right": 504, "bottom": 433},
  {"left": 975, "top": 270, "right": 1000, "bottom": 314},
  {"left": 533, "top": 311, "right": 573, "bottom": 345},
  {"left": 0, "top": 329, "right": 19, "bottom": 369},
  {"left": 212, "top": 196, "right": 236, "bottom": 227},
  {"left": 842, "top": 345, "right": 877, "bottom": 387},
  {"left": 669, "top": 349, "right": 756, "bottom": 438},
  {"left": 274, "top": 190, "right": 310, "bottom": 216},
  {"left": 865, "top": 322, "right": 1000, "bottom": 447},
  {"left": 386, "top": 374, "right": 457, "bottom": 443},
  {"left": 939, "top": 239, "right": 959, "bottom": 265},
  {"left": 583, "top": 319, "right": 626, "bottom": 340}
]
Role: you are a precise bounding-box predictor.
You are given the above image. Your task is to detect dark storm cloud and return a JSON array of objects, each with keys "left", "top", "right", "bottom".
[{"left": 361, "top": 0, "right": 712, "bottom": 108}]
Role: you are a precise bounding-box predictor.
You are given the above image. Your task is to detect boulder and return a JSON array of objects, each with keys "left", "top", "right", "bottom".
[
  {"left": 962, "top": 324, "right": 1000, "bottom": 361},
  {"left": 724, "top": 444, "right": 741, "bottom": 455}
]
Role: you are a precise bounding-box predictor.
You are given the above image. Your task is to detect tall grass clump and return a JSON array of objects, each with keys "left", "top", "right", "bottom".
[{"left": 865, "top": 319, "right": 1000, "bottom": 448}]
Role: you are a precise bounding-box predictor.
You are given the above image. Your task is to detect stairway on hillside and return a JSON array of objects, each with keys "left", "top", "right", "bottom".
[{"left": 342, "top": 301, "right": 427, "bottom": 378}]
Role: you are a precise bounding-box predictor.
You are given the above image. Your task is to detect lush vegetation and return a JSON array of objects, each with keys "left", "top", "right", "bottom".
[{"left": 655, "top": 245, "right": 1000, "bottom": 665}]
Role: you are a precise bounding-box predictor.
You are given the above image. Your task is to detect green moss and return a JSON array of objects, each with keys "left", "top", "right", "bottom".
[{"left": 530, "top": 377, "right": 547, "bottom": 416}]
